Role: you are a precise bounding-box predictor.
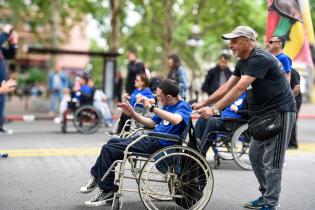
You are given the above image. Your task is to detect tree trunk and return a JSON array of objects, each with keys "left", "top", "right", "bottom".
[
  {"left": 161, "top": 0, "right": 174, "bottom": 77},
  {"left": 49, "top": 0, "right": 60, "bottom": 67},
  {"left": 109, "top": 0, "right": 124, "bottom": 52}
]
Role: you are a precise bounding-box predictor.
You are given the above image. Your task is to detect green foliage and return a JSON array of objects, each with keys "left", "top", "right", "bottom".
[
  {"left": 18, "top": 68, "right": 46, "bottom": 85},
  {"left": 120, "top": 0, "right": 268, "bottom": 74},
  {"left": 89, "top": 39, "right": 104, "bottom": 87}
]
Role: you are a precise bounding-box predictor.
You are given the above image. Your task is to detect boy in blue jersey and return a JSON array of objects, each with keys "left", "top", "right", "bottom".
[
  {"left": 195, "top": 92, "right": 247, "bottom": 153},
  {"left": 80, "top": 79, "right": 192, "bottom": 207}
]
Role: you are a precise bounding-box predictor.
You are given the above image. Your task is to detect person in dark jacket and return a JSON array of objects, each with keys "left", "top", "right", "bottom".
[
  {"left": 202, "top": 54, "right": 232, "bottom": 96},
  {"left": 0, "top": 24, "right": 18, "bottom": 133},
  {"left": 288, "top": 68, "right": 302, "bottom": 149},
  {"left": 125, "top": 48, "right": 145, "bottom": 94}
]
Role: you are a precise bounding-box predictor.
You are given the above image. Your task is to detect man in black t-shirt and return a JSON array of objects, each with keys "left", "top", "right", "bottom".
[{"left": 192, "top": 26, "right": 296, "bottom": 210}]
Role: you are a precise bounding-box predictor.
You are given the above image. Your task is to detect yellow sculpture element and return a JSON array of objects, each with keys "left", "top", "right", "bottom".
[{"left": 283, "top": 22, "right": 304, "bottom": 60}]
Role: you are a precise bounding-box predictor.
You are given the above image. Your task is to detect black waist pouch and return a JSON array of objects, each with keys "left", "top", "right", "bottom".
[{"left": 249, "top": 110, "right": 282, "bottom": 141}]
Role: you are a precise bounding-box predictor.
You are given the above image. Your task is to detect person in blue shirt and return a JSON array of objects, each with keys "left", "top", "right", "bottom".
[
  {"left": 78, "top": 76, "right": 95, "bottom": 105},
  {"left": 48, "top": 63, "right": 70, "bottom": 114},
  {"left": 194, "top": 92, "right": 247, "bottom": 153},
  {"left": 266, "top": 36, "right": 292, "bottom": 81},
  {"left": 79, "top": 79, "right": 192, "bottom": 207},
  {"left": 115, "top": 73, "right": 154, "bottom": 134}
]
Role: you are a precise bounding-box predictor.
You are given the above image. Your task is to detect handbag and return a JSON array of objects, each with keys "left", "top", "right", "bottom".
[{"left": 249, "top": 110, "right": 282, "bottom": 141}]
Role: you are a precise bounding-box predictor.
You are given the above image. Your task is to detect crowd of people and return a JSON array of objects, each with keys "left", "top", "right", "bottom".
[
  {"left": 76, "top": 25, "right": 300, "bottom": 210},
  {"left": 0, "top": 22, "right": 304, "bottom": 210}
]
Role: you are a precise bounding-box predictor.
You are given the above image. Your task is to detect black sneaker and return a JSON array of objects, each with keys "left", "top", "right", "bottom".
[
  {"left": 84, "top": 190, "right": 114, "bottom": 207},
  {"left": 0, "top": 153, "right": 9, "bottom": 158},
  {"left": 80, "top": 175, "right": 97, "bottom": 194}
]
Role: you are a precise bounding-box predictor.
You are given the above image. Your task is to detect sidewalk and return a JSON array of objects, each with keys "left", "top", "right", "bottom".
[{"left": 4, "top": 96, "right": 315, "bottom": 121}]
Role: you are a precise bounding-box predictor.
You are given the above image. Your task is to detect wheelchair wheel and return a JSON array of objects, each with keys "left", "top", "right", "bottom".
[
  {"left": 73, "top": 105, "right": 102, "bottom": 134},
  {"left": 138, "top": 146, "right": 214, "bottom": 210},
  {"left": 231, "top": 123, "right": 252, "bottom": 170},
  {"left": 207, "top": 133, "right": 233, "bottom": 161}
]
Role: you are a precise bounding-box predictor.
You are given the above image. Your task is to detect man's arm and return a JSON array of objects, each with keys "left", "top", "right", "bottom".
[
  {"left": 285, "top": 72, "right": 291, "bottom": 82},
  {"left": 215, "top": 75, "right": 254, "bottom": 110},
  {"left": 192, "top": 75, "right": 240, "bottom": 110},
  {"left": 292, "top": 84, "right": 300, "bottom": 96},
  {"left": 197, "top": 75, "right": 255, "bottom": 118}
]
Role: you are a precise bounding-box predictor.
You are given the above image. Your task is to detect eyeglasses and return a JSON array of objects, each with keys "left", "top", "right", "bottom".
[{"left": 268, "top": 40, "right": 280, "bottom": 44}]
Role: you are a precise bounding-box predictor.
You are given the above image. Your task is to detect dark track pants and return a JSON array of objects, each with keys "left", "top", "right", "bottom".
[
  {"left": 90, "top": 136, "right": 163, "bottom": 192},
  {"left": 249, "top": 112, "right": 295, "bottom": 207}
]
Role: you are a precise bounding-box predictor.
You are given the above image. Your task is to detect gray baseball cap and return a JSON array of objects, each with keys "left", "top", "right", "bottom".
[{"left": 222, "top": 26, "right": 258, "bottom": 41}]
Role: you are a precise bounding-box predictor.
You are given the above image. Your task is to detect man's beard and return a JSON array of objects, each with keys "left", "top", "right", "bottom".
[{"left": 231, "top": 50, "right": 239, "bottom": 58}]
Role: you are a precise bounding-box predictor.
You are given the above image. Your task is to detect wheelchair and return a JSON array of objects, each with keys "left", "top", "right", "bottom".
[
  {"left": 101, "top": 119, "right": 214, "bottom": 210},
  {"left": 61, "top": 92, "right": 102, "bottom": 134},
  {"left": 110, "top": 106, "right": 153, "bottom": 138},
  {"left": 202, "top": 118, "right": 251, "bottom": 170}
]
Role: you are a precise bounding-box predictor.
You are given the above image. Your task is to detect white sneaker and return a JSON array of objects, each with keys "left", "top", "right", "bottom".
[
  {"left": 54, "top": 117, "right": 62, "bottom": 124},
  {"left": 84, "top": 190, "right": 114, "bottom": 207},
  {"left": 104, "top": 122, "right": 113, "bottom": 127},
  {"left": 0, "top": 127, "right": 13, "bottom": 134},
  {"left": 80, "top": 175, "right": 97, "bottom": 194}
]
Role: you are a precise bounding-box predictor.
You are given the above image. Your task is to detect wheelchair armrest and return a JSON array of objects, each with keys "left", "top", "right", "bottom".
[
  {"left": 223, "top": 118, "right": 248, "bottom": 123},
  {"left": 147, "top": 132, "right": 180, "bottom": 142}
]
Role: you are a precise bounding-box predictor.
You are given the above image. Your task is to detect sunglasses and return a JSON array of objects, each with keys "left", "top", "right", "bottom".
[{"left": 268, "top": 40, "right": 280, "bottom": 44}]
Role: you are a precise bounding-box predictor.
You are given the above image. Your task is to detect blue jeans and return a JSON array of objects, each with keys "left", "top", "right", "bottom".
[
  {"left": 194, "top": 117, "right": 224, "bottom": 154},
  {"left": 50, "top": 91, "right": 62, "bottom": 112},
  {"left": 0, "top": 94, "right": 6, "bottom": 127}
]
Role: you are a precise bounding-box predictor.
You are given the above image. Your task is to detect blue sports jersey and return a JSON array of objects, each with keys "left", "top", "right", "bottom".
[
  {"left": 129, "top": 87, "right": 154, "bottom": 107},
  {"left": 276, "top": 53, "right": 292, "bottom": 73},
  {"left": 221, "top": 92, "right": 247, "bottom": 119},
  {"left": 151, "top": 100, "right": 192, "bottom": 146},
  {"left": 77, "top": 85, "right": 94, "bottom": 103}
]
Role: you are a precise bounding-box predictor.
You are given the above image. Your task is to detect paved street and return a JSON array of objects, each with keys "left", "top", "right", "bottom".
[{"left": 0, "top": 120, "right": 314, "bottom": 210}]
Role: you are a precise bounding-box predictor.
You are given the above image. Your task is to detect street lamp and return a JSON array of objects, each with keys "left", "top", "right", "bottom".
[
  {"left": 186, "top": 24, "right": 204, "bottom": 48},
  {"left": 186, "top": 24, "right": 203, "bottom": 101}
]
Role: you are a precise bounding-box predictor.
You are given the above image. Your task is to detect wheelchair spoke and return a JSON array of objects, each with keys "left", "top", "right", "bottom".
[{"left": 139, "top": 146, "right": 214, "bottom": 210}]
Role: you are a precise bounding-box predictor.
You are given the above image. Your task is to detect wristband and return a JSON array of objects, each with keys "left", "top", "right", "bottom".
[{"left": 149, "top": 105, "right": 155, "bottom": 112}]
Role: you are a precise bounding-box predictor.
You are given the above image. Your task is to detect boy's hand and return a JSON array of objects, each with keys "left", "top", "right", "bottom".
[{"left": 117, "top": 101, "right": 135, "bottom": 117}]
